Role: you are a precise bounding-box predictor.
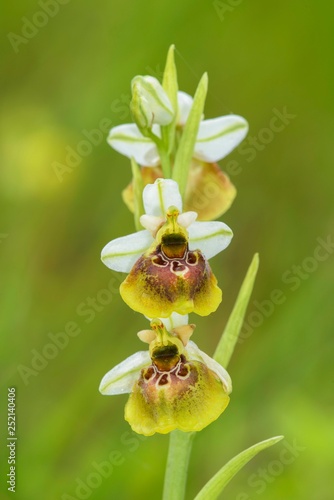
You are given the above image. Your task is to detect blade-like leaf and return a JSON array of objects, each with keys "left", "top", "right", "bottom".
[
  {"left": 194, "top": 435, "right": 284, "bottom": 500},
  {"left": 162, "top": 44, "right": 178, "bottom": 156},
  {"left": 172, "top": 73, "right": 208, "bottom": 198},
  {"left": 131, "top": 157, "right": 145, "bottom": 231},
  {"left": 214, "top": 253, "right": 259, "bottom": 368}
]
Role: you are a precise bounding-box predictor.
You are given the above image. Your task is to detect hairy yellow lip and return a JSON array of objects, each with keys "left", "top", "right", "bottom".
[{"left": 125, "top": 357, "right": 230, "bottom": 436}]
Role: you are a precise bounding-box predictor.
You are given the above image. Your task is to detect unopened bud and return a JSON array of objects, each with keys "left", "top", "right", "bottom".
[{"left": 130, "top": 75, "right": 174, "bottom": 129}]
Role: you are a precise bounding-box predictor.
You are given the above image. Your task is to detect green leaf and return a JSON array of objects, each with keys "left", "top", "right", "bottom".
[
  {"left": 162, "top": 44, "right": 178, "bottom": 157},
  {"left": 214, "top": 253, "right": 259, "bottom": 368},
  {"left": 194, "top": 435, "right": 284, "bottom": 500},
  {"left": 130, "top": 157, "right": 144, "bottom": 231},
  {"left": 172, "top": 73, "right": 208, "bottom": 198}
]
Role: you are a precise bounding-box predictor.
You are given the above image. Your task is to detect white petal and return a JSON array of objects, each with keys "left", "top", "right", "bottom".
[
  {"left": 194, "top": 115, "right": 249, "bottom": 162},
  {"left": 101, "top": 230, "right": 153, "bottom": 272},
  {"left": 140, "top": 214, "right": 165, "bottom": 234},
  {"left": 99, "top": 351, "right": 150, "bottom": 395},
  {"left": 161, "top": 313, "right": 189, "bottom": 331},
  {"left": 186, "top": 341, "right": 232, "bottom": 394},
  {"left": 137, "top": 329, "right": 156, "bottom": 344},
  {"left": 107, "top": 123, "right": 160, "bottom": 166},
  {"left": 172, "top": 324, "right": 195, "bottom": 346},
  {"left": 177, "top": 211, "right": 197, "bottom": 228},
  {"left": 188, "top": 221, "right": 233, "bottom": 259},
  {"left": 143, "top": 178, "right": 183, "bottom": 216},
  {"left": 177, "top": 91, "right": 193, "bottom": 126}
]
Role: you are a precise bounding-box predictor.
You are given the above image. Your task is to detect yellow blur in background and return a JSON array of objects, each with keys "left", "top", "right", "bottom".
[{"left": 1, "top": 1, "right": 334, "bottom": 499}]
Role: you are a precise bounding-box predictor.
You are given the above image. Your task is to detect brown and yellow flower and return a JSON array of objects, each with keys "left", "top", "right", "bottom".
[
  {"left": 99, "top": 316, "right": 232, "bottom": 436},
  {"left": 101, "top": 179, "right": 233, "bottom": 317}
]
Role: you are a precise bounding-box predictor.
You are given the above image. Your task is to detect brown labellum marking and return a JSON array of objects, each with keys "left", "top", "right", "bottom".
[
  {"left": 186, "top": 251, "right": 199, "bottom": 265},
  {"left": 170, "top": 260, "right": 188, "bottom": 275},
  {"left": 152, "top": 344, "right": 180, "bottom": 372},
  {"left": 158, "top": 373, "right": 170, "bottom": 386},
  {"left": 176, "top": 363, "right": 190, "bottom": 379},
  {"left": 161, "top": 233, "right": 187, "bottom": 259},
  {"left": 143, "top": 366, "right": 155, "bottom": 381},
  {"left": 152, "top": 254, "right": 168, "bottom": 267}
]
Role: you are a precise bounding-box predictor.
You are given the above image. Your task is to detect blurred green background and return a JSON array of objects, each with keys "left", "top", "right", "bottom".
[{"left": 1, "top": 1, "right": 333, "bottom": 499}]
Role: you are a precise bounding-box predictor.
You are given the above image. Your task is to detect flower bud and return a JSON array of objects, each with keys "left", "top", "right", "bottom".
[{"left": 130, "top": 76, "right": 174, "bottom": 129}]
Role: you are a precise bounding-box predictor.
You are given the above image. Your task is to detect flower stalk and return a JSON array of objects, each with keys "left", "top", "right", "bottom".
[{"left": 162, "top": 431, "right": 195, "bottom": 500}]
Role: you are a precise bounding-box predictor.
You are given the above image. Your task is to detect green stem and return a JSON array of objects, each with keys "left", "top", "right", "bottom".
[
  {"left": 158, "top": 142, "right": 171, "bottom": 178},
  {"left": 145, "top": 129, "right": 171, "bottom": 178},
  {"left": 162, "top": 430, "right": 195, "bottom": 500},
  {"left": 130, "top": 157, "right": 145, "bottom": 231}
]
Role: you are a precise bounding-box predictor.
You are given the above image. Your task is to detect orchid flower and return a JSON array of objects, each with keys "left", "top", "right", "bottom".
[
  {"left": 108, "top": 90, "right": 248, "bottom": 166},
  {"left": 113, "top": 90, "right": 248, "bottom": 221},
  {"left": 99, "top": 316, "right": 232, "bottom": 436},
  {"left": 101, "top": 179, "right": 233, "bottom": 318}
]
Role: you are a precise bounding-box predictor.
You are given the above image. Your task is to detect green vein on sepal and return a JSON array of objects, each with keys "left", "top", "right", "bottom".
[
  {"left": 172, "top": 73, "right": 208, "bottom": 199},
  {"left": 214, "top": 253, "right": 259, "bottom": 368},
  {"left": 103, "top": 248, "right": 147, "bottom": 259},
  {"left": 131, "top": 157, "right": 145, "bottom": 231},
  {"left": 194, "top": 436, "right": 284, "bottom": 500},
  {"left": 196, "top": 122, "right": 248, "bottom": 143},
  {"left": 157, "top": 178, "right": 166, "bottom": 215},
  {"left": 190, "top": 228, "right": 232, "bottom": 243}
]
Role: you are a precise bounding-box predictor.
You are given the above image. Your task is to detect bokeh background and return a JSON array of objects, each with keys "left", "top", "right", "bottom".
[{"left": 1, "top": 1, "right": 334, "bottom": 499}]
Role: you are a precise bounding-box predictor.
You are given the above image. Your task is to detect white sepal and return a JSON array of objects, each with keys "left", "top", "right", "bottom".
[
  {"left": 188, "top": 221, "right": 233, "bottom": 259},
  {"left": 143, "top": 178, "right": 183, "bottom": 216},
  {"left": 186, "top": 341, "right": 232, "bottom": 394},
  {"left": 194, "top": 115, "right": 249, "bottom": 162},
  {"left": 99, "top": 351, "right": 150, "bottom": 395},
  {"left": 177, "top": 91, "right": 193, "bottom": 126},
  {"left": 101, "top": 230, "right": 153, "bottom": 272},
  {"left": 107, "top": 123, "right": 160, "bottom": 166}
]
